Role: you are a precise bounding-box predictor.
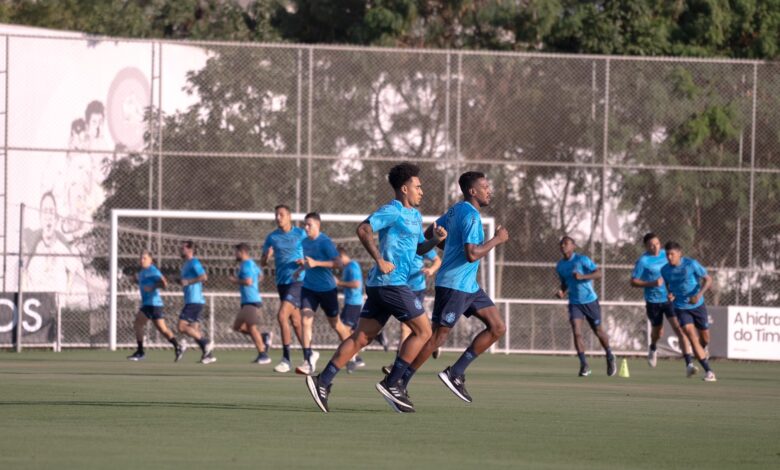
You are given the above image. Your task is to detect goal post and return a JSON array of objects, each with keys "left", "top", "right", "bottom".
[{"left": 109, "top": 208, "right": 495, "bottom": 351}]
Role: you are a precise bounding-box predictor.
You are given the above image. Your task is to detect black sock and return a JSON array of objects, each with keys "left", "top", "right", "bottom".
[
  {"left": 137, "top": 340, "right": 144, "bottom": 353},
  {"left": 196, "top": 337, "right": 208, "bottom": 352},
  {"left": 169, "top": 337, "right": 179, "bottom": 348},
  {"left": 650, "top": 343, "right": 657, "bottom": 352},
  {"left": 283, "top": 344, "right": 291, "bottom": 361}
]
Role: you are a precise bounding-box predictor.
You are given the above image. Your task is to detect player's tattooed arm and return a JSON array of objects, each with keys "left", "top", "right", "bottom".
[{"left": 357, "top": 222, "right": 394, "bottom": 274}]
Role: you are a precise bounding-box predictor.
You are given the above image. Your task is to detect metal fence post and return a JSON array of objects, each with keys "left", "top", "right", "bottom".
[
  {"left": 2, "top": 35, "right": 9, "bottom": 293},
  {"left": 747, "top": 63, "right": 758, "bottom": 305},
  {"left": 306, "top": 47, "right": 314, "bottom": 212},
  {"left": 209, "top": 294, "right": 215, "bottom": 344},
  {"left": 56, "top": 293, "right": 61, "bottom": 352},
  {"left": 295, "top": 48, "right": 303, "bottom": 213},
  {"left": 504, "top": 302, "right": 510, "bottom": 354},
  {"left": 15, "top": 203, "right": 24, "bottom": 352},
  {"left": 600, "top": 58, "right": 610, "bottom": 300}
]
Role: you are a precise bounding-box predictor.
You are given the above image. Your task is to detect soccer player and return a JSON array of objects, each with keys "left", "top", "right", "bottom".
[
  {"left": 261, "top": 205, "right": 307, "bottom": 373},
  {"left": 335, "top": 246, "right": 365, "bottom": 371},
  {"left": 630, "top": 233, "right": 694, "bottom": 372},
  {"left": 304, "top": 162, "right": 446, "bottom": 413},
  {"left": 292, "top": 212, "right": 346, "bottom": 375},
  {"left": 660, "top": 242, "right": 716, "bottom": 382},
  {"left": 555, "top": 236, "right": 617, "bottom": 377},
  {"left": 127, "top": 250, "right": 185, "bottom": 362},
  {"left": 382, "top": 248, "right": 440, "bottom": 374},
  {"left": 177, "top": 241, "right": 216, "bottom": 364},
  {"left": 402, "top": 171, "right": 507, "bottom": 404},
  {"left": 229, "top": 243, "right": 271, "bottom": 364}
]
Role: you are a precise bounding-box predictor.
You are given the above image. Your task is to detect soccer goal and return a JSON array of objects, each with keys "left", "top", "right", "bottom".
[{"left": 109, "top": 209, "right": 496, "bottom": 352}]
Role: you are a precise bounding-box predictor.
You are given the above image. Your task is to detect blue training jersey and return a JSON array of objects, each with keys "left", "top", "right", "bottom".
[
  {"left": 181, "top": 258, "right": 206, "bottom": 305},
  {"left": 631, "top": 250, "right": 669, "bottom": 303},
  {"left": 302, "top": 233, "right": 339, "bottom": 292},
  {"left": 262, "top": 226, "right": 306, "bottom": 285},
  {"left": 556, "top": 253, "right": 599, "bottom": 305},
  {"left": 365, "top": 199, "right": 425, "bottom": 287},
  {"left": 660, "top": 257, "right": 708, "bottom": 310},
  {"left": 435, "top": 201, "right": 484, "bottom": 293},
  {"left": 139, "top": 265, "right": 164, "bottom": 307},
  {"left": 408, "top": 249, "right": 437, "bottom": 292},
  {"left": 342, "top": 260, "right": 363, "bottom": 306},
  {"left": 237, "top": 259, "right": 262, "bottom": 304}
]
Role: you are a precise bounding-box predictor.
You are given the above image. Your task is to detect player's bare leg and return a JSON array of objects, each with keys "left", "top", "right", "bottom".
[
  {"left": 681, "top": 323, "right": 716, "bottom": 380},
  {"left": 151, "top": 317, "right": 184, "bottom": 362},
  {"left": 327, "top": 316, "right": 352, "bottom": 341},
  {"left": 295, "top": 308, "right": 319, "bottom": 374},
  {"left": 667, "top": 315, "right": 695, "bottom": 372},
  {"left": 127, "top": 312, "right": 149, "bottom": 361},
  {"left": 570, "top": 318, "right": 591, "bottom": 376},
  {"left": 275, "top": 301, "right": 304, "bottom": 372},
  {"left": 590, "top": 323, "right": 616, "bottom": 377}
]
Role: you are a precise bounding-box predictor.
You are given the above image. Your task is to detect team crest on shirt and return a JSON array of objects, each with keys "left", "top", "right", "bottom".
[
  {"left": 414, "top": 298, "right": 423, "bottom": 310},
  {"left": 285, "top": 294, "right": 294, "bottom": 301},
  {"left": 444, "top": 312, "right": 457, "bottom": 324}
]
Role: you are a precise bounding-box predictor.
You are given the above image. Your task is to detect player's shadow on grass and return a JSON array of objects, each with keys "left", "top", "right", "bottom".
[{"left": 0, "top": 400, "right": 369, "bottom": 414}]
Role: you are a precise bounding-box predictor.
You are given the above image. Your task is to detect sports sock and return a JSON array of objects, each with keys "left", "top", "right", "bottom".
[
  {"left": 684, "top": 354, "right": 693, "bottom": 366},
  {"left": 401, "top": 366, "right": 416, "bottom": 387},
  {"left": 698, "top": 358, "right": 712, "bottom": 373},
  {"left": 320, "top": 361, "right": 340, "bottom": 386},
  {"left": 137, "top": 340, "right": 144, "bottom": 353},
  {"left": 168, "top": 337, "right": 179, "bottom": 348},
  {"left": 577, "top": 352, "right": 588, "bottom": 367},
  {"left": 283, "top": 344, "right": 291, "bottom": 361},
  {"left": 605, "top": 347, "right": 614, "bottom": 359},
  {"left": 451, "top": 347, "right": 478, "bottom": 376},
  {"left": 304, "top": 347, "right": 312, "bottom": 363},
  {"left": 387, "top": 356, "right": 410, "bottom": 385},
  {"left": 650, "top": 343, "right": 657, "bottom": 352},
  {"left": 196, "top": 337, "right": 208, "bottom": 352}
]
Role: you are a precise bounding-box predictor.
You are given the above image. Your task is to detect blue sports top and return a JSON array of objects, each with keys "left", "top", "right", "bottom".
[
  {"left": 237, "top": 259, "right": 262, "bottom": 304},
  {"left": 341, "top": 260, "right": 363, "bottom": 306},
  {"left": 556, "top": 253, "right": 599, "bottom": 305},
  {"left": 139, "top": 265, "right": 164, "bottom": 307},
  {"left": 365, "top": 199, "right": 425, "bottom": 287},
  {"left": 301, "top": 233, "right": 339, "bottom": 292},
  {"left": 181, "top": 258, "right": 206, "bottom": 305},
  {"left": 262, "top": 226, "right": 307, "bottom": 285},
  {"left": 408, "top": 249, "right": 437, "bottom": 292},
  {"left": 660, "top": 257, "right": 708, "bottom": 310},
  {"left": 435, "top": 201, "right": 484, "bottom": 293},
  {"left": 631, "top": 250, "right": 669, "bottom": 303}
]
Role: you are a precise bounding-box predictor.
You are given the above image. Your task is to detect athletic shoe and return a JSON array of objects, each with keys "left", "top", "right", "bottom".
[
  {"left": 375, "top": 378, "right": 414, "bottom": 411},
  {"left": 578, "top": 365, "right": 592, "bottom": 377},
  {"left": 310, "top": 350, "right": 321, "bottom": 372},
  {"left": 274, "top": 359, "right": 291, "bottom": 373},
  {"left": 607, "top": 354, "right": 617, "bottom": 377},
  {"left": 305, "top": 374, "right": 331, "bottom": 413},
  {"left": 174, "top": 342, "right": 187, "bottom": 362},
  {"left": 647, "top": 347, "right": 657, "bottom": 368},
  {"left": 438, "top": 367, "right": 472, "bottom": 403},
  {"left": 381, "top": 365, "right": 392, "bottom": 375},
  {"left": 261, "top": 331, "right": 273, "bottom": 352},
  {"left": 295, "top": 361, "right": 313, "bottom": 375},
  {"left": 253, "top": 352, "right": 271, "bottom": 364},
  {"left": 346, "top": 360, "right": 357, "bottom": 374},
  {"left": 354, "top": 356, "right": 366, "bottom": 368},
  {"left": 200, "top": 352, "right": 217, "bottom": 364},
  {"left": 127, "top": 350, "right": 145, "bottom": 361},
  {"left": 204, "top": 340, "right": 214, "bottom": 356},
  {"left": 703, "top": 370, "right": 717, "bottom": 382},
  {"left": 686, "top": 363, "right": 699, "bottom": 378},
  {"left": 432, "top": 347, "right": 441, "bottom": 359}
]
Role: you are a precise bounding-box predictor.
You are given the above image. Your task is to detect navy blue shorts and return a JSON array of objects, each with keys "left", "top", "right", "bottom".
[
  {"left": 675, "top": 304, "right": 709, "bottom": 330},
  {"left": 568, "top": 301, "right": 602, "bottom": 328},
  {"left": 360, "top": 286, "right": 425, "bottom": 327},
  {"left": 340, "top": 304, "right": 362, "bottom": 329},
  {"left": 140, "top": 306, "right": 164, "bottom": 320},
  {"left": 179, "top": 303, "right": 204, "bottom": 323},
  {"left": 432, "top": 286, "right": 495, "bottom": 328},
  {"left": 645, "top": 301, "right": 675, "bottom": 327},
  {"left": 412, "top": 289, "right": 426, "bottom": 307},
  {"left": 301, "top": 288, "right": 340, "bottom": 318},
  {"left": 277, "top": 282, "right": 303, "bottom": 308}
]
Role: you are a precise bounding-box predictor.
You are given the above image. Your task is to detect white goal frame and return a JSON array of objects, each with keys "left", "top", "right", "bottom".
[{"left": 109, "top": 208, "right": 496, "bottom": 351}]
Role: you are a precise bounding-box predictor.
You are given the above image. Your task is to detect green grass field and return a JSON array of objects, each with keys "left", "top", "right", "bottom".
[{"left": 1, "top": 350, "right": 778, "bottom": 470}]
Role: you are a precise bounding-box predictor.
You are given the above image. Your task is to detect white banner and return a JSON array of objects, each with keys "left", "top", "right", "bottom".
[{"left": 727, "top": 306, "right": 780, "bottom": 361}]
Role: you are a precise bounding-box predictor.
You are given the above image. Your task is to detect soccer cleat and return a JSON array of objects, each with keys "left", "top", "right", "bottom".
[
  {"left": 438, "top": 367, "right": 472, "bottom": 403},
  {"left": 381, "top": 364, "right": 392, "bottom": 375},
  {"left": 647, "top": 347, "right": 657, "bottom": 368},
  {"left": 703, "top": 370, "right": 717, "bottom": 382},
  {"left": 607, "top": 354, "right": 617, "bottom": 377},
  {"left": 432, "top": 347, "right": 441, "bottom": 359},
  {"left": 253, "top": 352, "right": 272, "bottom": 364},
  {"left": 686, "top": 363, "right": 699, "bottom": 378},
  {"left": 174, "top": 342, "right": 187, "bottom": 362},
  {"left": 295, "top": 361, "right": 313, "bottom": 375},
  {"left": 200, "top": 352, "right": 217, "bottom": 364},
  {"left": 354, "top": 356, "right": 366, "bottom": 368},
  {"left": 375, "top": 378, "right": 415, "bottom": 411},
  {"left": 578, "top": 365, "right": 592, "bottom": 377},
  {"left": 305, "top": 374, "right": 331, "bottom": 413},
  {"left": 127, "top": 350, "right": 145, "bottom": 361},
  {"left": 274, "top": 359, "right": 291, "bottom": 373}
]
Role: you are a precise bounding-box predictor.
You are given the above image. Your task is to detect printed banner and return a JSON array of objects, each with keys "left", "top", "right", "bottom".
[
  {"left": 727, "top": 306, "right": 780, "bottom": 361},
  {"left": 0, "top": 292, "right": 57, "bottom": 344}
]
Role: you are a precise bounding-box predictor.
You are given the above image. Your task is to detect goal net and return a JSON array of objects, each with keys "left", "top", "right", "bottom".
[{"left": 109, "top": 209, "right": 496, "bottom": 352}]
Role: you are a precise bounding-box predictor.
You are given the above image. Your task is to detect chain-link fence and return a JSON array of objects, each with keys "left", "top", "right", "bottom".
[{"left": 1, "top": 34, "right": 779, "bottom": 353}]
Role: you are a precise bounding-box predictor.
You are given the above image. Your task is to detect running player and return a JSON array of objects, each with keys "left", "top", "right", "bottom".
[
  {"left": 660, "top": 241, "right": 716, "bottom": 382},
  {"left": 177, "top": 241, "right": 216, "bottom": 364},
  {"left": 261, "top": 205, "right": 307, "bottom": 373},
  {"left": 555, "top": 236, "right": 616, "bottom": 377},
  {"left": 304, "top": 162, "right": 446, "bottom": 413},
  {"left": 630, "top": 233, "right": 694, "bottom": 372},
  {"left": 401, "top": 171, "right": 507, "bottom": 404},
  {"left": 229, "top": 243, "right": 271, "bottom": 364},
  {"left": 335, "top": 246, "right": 365, "bottom": 371},
  {"left": 127, "top": 250, "right": 185, "bottom": 362},
  {"left": 293, "top": 212, "right": 347, "bottom": 375}
]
